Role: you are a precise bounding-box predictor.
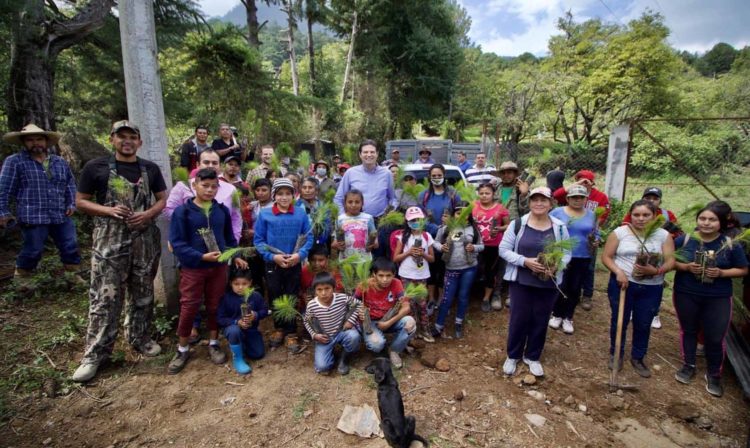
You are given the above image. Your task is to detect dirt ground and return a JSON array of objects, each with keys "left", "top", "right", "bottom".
[{"left": 1, "top": 263, "right": 749, "bottom": 448}]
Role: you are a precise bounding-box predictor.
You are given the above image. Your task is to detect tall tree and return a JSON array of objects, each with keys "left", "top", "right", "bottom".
[
  {"left": 6, "top": 0, "right": 115, "bottom": 131},
  {"left": 281, "top": 0, "right": 300, "bottom": 96},
  {"left": 701, "top": 42, "right": 737, "bottom": 76},
  {"left": 240, "top": 0, "right": 278, "bottom": 48}
]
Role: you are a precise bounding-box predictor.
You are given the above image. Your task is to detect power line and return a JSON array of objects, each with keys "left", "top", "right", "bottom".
[{"left": 598, "top": 0, "right": 623, "bottom": 25}]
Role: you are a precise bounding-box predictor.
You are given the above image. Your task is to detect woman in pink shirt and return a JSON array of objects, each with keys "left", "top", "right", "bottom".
[{"left": 472, "top": 183, "right": 510, "bottom": 312}]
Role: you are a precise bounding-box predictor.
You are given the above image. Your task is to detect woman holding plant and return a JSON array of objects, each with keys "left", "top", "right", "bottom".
[
  {"left": 548, "top": 185, "right": 598, "bottom": 335},
  {"left": 499, "top": 187, "right": 571, "bottom": 377},
  {"left": 672, "top": 203, "right": 748, "bottom": 397},
  {"left": 601, "top": 200, "right": 675, "bottom": 379},
  {"left": 472, "top": 182, "right": 509, "bottom": 312}
]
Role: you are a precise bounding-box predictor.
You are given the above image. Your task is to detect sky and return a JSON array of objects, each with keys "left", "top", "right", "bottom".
[{"left": 197, "top": 0, "right": 750, "bottom": 57}]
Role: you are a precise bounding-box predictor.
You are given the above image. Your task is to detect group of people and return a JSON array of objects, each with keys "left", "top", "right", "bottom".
[{"left": 0, "top": 123, "right": 747, "bottom": 399}]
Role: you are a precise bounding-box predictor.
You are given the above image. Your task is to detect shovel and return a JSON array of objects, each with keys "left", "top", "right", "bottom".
[{"left": 608, "top": 287, "right": 639, "bottom": 392}]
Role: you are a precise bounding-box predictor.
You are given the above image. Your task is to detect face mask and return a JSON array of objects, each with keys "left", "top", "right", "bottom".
[
  {"left": 408, "top": 221, "right": 421, "bottom": 230},
  {"left": 430, "top": 178, "right": 444, "bottom": 186},
  {"left": 316, "top": 167, "right": 327, "bottom": 177}
]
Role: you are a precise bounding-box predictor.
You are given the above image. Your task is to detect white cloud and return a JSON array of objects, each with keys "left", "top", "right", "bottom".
[
  {"left": 196, "top": 0, "right": 239, "bottom": 18},
  {"left": 468, "top": 0, "right": 598, "bottom": 56}
]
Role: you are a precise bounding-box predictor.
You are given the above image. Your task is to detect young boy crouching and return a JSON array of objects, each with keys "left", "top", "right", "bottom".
[
  {"left": 304, "top": 272, "right": 361, "bottom": 375},
  {"left": 355, "top": 257, "right": 416, "bottom": 369},
  {"left": 217, "top": 270, "right": 269, "bottom": 374}
]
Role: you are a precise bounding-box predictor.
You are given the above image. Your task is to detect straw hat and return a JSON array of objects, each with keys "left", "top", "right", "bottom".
[{"left": 2, "top": 123, "right": 61, "bottom": 146}]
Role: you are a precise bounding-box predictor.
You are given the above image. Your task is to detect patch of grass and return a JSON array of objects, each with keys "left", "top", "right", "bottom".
[
  {"left": 153, "top": 303, "right": 177, "bottom": 338},
  {"left": 292, "top": 391, "right": 319, "bottom": 420}
]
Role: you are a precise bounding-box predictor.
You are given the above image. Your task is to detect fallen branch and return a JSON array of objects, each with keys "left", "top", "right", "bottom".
[
  {"left": 655, "top": 353, "right": 678, "bottom": 371},
  {"left": 451, "top": 423, "right": 487, "bottom": 434},
  {"left": 77, "top": 387, "right": 107, "bottom": 403},
  {"left": 225, "top": 381, "right": 245, "bottom": 387},
  {"left": 566, "top": 420, "right": 585, "bottom": 440},
  {"left": 280, "top": 425, "right": 308, "bottom": 446},
  {"left": 526, "top": 424, "right": 539, "bottom": 439},
  {"left": 36, "top": 350, "right": 57, "bottom": 369}
]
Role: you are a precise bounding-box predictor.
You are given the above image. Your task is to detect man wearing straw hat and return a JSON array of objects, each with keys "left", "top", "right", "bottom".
[{"left": 0, "top": 124, "right": 82, "bottom": 286}]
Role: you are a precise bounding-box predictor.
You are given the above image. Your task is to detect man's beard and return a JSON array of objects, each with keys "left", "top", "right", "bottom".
[{"left": 29, "top": 146, "right": 47, "bottom": 154}]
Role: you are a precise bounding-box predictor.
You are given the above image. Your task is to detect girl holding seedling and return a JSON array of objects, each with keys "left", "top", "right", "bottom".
[
  {"left": 417, "top": 164, "right": 460, "bottom": 315},
  {"left": 548, "top": 185, "right": 598, "bottom": 335},
  {"left": 217, "top": 270, "right": 269, "bottom": 375},
  {"left": 432, "top": 202, "right": 484, "bottom": 339},
  {"left": 333, "top": 189, "right": 377, "bottom": 260},
  {"left": 297, "top": 177, "right": 333, "bottom": 248},
  {"left": 498, "top": 187, "right": 571, "bottom": 377},
  {"left": 393, "top": 207, "right": 436, "bottom": 342},
  {"left": 601, "top": 200, "right": 675, "bottom": 379},
  {"left": 672, "top": 203, "right": 748, "bottom": 397},
  {"left": 472, "top": 182, "right": 509, "bottom": 312}
]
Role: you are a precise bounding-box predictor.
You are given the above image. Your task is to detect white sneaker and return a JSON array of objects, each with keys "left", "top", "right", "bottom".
[
  {"left": 548, "top": 316, "right": 562, "bottom": 330},
  {"left": 389, "top": 351, "right": 403, "bottom": 369},
  {"left": 523, "top": 358, "right": 544, "bottom": 377},
  {"left": 562, "top": 319, "right": 574, "bottom": 334},
  {"left": 503, "top": 358, "right": 519, "bottom": 376},
  {"left": 651, "top": 316, "right": 662, "bottom": 329},
  {"left": 71, "top": 362, "right": 99, "bottom": 383}
]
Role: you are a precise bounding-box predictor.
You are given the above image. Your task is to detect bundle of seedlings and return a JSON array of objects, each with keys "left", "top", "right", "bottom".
[
  {"left": 243, "top": 161, "right": 260, "bottom": 183},
  {"left": 678, "top": 228, "right": 750, "bottom": 284},
  {"left": 453, "top": 180, "right": 478, "bottom": 203},
  {"left": 335, "top": 252, "right": 373, "bottom": 333},
  {"left": 441, "top": 203, "right": 476, "bottom": 264},
  {"left": 630, "top": 215, "right": 666, "bottom": 281},
  {"left": 273, "top": 294, "right": 327, "bottom": 338},
  {"left": 197, "top": 202, "right": 220, "bottom": 252},
  {"left": 404, "top": 282, "right": 429, "bottom": 309},
  {"left": 535, "top": 236, "right": 577, "bottom": 282},
  {"left": 296, "top": 150, "right": 312, "bottom": 175},
  {"left": 310, "top": 201, "right": 338, "bottom": 243},
  {"left": 108, "top": 177, "right": 133, "bottom": 209},
  {"left": 377, "top": 210, "right": 405, "bottom": 230}
]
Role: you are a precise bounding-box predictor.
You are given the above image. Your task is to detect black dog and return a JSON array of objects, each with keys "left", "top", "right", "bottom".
[{"left": 365, "top": 357, "right": 429, "bottom": 448}]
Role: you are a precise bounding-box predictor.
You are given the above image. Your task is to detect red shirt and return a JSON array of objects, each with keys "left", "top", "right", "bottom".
[
  {"left": 355, "top": 278, "right": 405, "bottom": 320},
  {"left": 553, "top": 187, "right": 610, "bottom": 224},
  {"left": 472, "top": 201, "right": 509, "bottom": 246}
]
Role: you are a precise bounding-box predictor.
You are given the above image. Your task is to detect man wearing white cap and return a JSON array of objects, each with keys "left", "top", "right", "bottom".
[{"left": 0, "top": 124, "right": 82, "bottom": 285}]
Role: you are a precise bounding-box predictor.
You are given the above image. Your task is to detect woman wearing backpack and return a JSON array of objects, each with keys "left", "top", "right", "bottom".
[
  {"left": 417, "top": 164, "right": 461, "bottom": 333},
  {"left": 499, "top": 187, "right": 571, "bottom": 377},
  {"left": 672, "top": 203, "right": 748, "bottom": 397}
]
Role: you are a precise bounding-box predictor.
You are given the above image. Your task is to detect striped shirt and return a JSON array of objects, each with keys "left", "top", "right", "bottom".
[
  {"left": 465, "top": 165, "right": 496, "bottom": 185},
  {"left": 304, "top": 293, "right": 360, "bottom": 338}
]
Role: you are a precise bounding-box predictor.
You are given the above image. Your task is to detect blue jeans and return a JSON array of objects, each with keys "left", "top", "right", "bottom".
[
  {"left": 362, "top": 315, "right": 416, "bottom": 354},
  {"left": 17, "top": 219, "right": 81, "bottom": 270},
  {"left": 436, "top": 266, "right": 478, "bottom": 328},
  {"left": 224, "top": 325, "right": 266, "bottom": 359},
  {"left": 607, "top": 274, "right": 663, "bottom": 360},
  {"left": 314, "top": 329, "right": 360, "bottom": 373}
]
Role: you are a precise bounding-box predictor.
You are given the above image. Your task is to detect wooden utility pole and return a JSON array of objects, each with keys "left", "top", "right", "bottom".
[{"left": 119, "top": 0, "right": 178, "bottom": 312}]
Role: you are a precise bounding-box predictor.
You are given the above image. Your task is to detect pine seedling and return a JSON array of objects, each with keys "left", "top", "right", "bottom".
[
  {"left": 680, "top": 202, "right": 707, "bottom": 219},
  {"left": 232, "top": 189, "right": 242, "bottom": 208},
  {"left": 269, "top": 153, "right": 282, "bottom": 175},
  {"left": 404, "top": 283, "right": 428, "bottom": 302},
  {"left": 217, "top": 247, "right": 256, "bottom": 263},
  {"left": 377, "top": 211, "right": 405, "bottom": 229},
  {"left": 272, "top": 295, "right": 302, "bottom": 323},
  {"left": 108, "top": 177, "right": 130, "bottom": 206},
  {"left": 454, "top": 180, "right": 478, "bottom": 202},
  {"left": 442, "top": 204, "right": 475, "bottom": 263},
  {"left": 173, "top": 167, "right": 190, "bottom": 187},
  {"left": 402, "top": 180, "right": 427, "bottom": 203},
  {"left": 276, "top": 142, "right": 294, "bottom": 159},
  {"left": 239, "top": 286, "right": 256, "bottom": 317},
  {"left": 297, "top": 150, "right": 312, "bottom": 175},
  {"left": 244, "top": 161, "right": 260, "bottom": 172},
  {"left": 334, "top": 252, "right": 371, "bottom": 296},
  {"left": 537, "top": 236, "right": 577, "bottom": 280}
]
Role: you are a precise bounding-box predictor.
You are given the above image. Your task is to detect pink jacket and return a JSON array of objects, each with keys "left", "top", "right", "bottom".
[{"left": 162, "top": 180, "right": 242, "bottom": 241}]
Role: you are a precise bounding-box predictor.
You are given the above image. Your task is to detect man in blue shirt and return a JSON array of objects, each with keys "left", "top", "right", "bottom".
[
  {"left": 334, "top": 139, "right": 396, "bottom": 219},
  {"left": 0, "top": 124, "right": 81, "bottom": 286},
  {"left": 456, "top": 151, "right": 472, "bottom": 173}
]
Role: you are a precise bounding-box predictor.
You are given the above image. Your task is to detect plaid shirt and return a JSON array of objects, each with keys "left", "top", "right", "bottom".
[{"left": 0, "top": 151, "right": 76, "bottom": 224}]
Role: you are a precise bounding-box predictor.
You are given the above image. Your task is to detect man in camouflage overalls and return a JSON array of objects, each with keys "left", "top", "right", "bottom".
[{"left": 72, "top": 121, "right": 167, "bottom": 382}]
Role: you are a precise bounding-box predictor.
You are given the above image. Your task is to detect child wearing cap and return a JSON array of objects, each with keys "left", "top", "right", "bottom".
[
  {"left": 254, "top": 178, "right": 313, "bottom": 351},
  {"left": 393, "top": 206, "right": 436, "bottom": 341}
]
